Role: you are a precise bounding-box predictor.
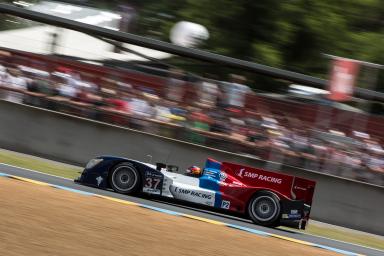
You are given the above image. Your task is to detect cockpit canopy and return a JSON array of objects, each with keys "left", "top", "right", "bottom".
[
  {"left": 156, "top": 163, "right": 179, "bottom": 173},
  {"left": 155, "top": 158, "right": 222, "bottom": 177}
]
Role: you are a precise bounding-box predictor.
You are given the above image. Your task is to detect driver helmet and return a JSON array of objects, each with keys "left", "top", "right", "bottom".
[{"left": 186, "top": 165, "right": 202, "bottom": 176}]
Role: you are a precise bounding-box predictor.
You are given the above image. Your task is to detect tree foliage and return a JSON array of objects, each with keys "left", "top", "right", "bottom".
[{"left": 132, "top": 0, "right": 383, "bottom": 89}]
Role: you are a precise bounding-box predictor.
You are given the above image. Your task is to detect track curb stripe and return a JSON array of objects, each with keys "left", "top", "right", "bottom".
[
  {"left": 181, "top": 213, "right": 226, "bottom": 225},
  {"left": 226, "top": 223, "right": 269, "bottom": 236},
  {"left": 8, "top": 175, "right": 50, "bottom": 186},
  {"left": 0, "top": 172, "right": 364, "bottom": 256},
  {"left": 269, "top": 234, "right": 315, "bottom": 245},
  {"left": 94, "top": 195, "right": 139, "bottom": 206},
  {"left": 139, "top": 204, "right": 181, "bottom": 215},
  {"left": 51, "top": 184, "right": 95, "bottom": 196}
]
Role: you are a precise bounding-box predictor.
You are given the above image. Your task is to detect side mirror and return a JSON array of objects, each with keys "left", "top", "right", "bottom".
[{"left": 156, "top": 163, "right": 166, "bottom": 171}]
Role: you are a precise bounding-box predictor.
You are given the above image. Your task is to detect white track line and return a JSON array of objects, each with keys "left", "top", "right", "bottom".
[{"left": 294, "top": 230, "right": 384, "bottom": 253}]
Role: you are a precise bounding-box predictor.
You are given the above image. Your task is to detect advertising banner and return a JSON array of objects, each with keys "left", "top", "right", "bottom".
[{"left": 328, "top": 58, "right": 360, "bottom": 101}]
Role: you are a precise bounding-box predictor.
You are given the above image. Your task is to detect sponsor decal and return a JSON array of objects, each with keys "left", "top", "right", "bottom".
[
  {"left": 288, "top": 213, "right": 302, "bottom": 219},
  {"left": 96, "top": 176, "right": 103, "bottom": 186},
  {"left": 145, "top": 171, "right": 163, "bottom": 179},
  {"left": 294, "top": 186, "right": 307, "bottom": 191},
  {"left": 236, "top": 168, "right": 245, "bottom": 178},
  {"left": 235, "top": 169, "right": 282, "bottom": 184},
  {"left": 221, "top": 200, "right": 230, "bottom": 209},
  {"left": 282, "top": 213, "right": 302, "bottom": 219},
  {"left": 174, "top": 187, "right": 212, "bottom": 200},
  {"left": 204, "top": 170, "right": 216, "bottom": 178},
  {"left": 290, "top": 209, "right": 298, "bottom": 214},
  {"left": 170, "top": 185, "right": 215, "bottom": 206},
  {"left": 143, "top": 187, "right": 161, "bottom": 195},
  {"left": 219, "top": 172, "right": 227, "bottom": 181}
]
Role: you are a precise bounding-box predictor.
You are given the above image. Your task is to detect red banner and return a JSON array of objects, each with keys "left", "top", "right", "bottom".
[{"left": 328, "top": 58, "right": 360, "bottom": 101}]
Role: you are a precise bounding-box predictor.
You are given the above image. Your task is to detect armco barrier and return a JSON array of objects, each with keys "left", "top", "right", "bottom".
[{"left": 0, "top": 100, "right": 383, "bottom": 235}]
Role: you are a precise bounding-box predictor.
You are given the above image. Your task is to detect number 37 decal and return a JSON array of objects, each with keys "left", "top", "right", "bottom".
[{"left": 144, "top": 177, "right": 161, "bottom": 190}]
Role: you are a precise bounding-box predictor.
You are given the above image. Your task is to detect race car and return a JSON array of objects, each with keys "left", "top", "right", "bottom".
[{"left": 75, "top": 156, "right": 316, "bottom": 229}]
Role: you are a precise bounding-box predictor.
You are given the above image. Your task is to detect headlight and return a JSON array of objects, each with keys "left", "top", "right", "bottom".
[{"left": 86, "top": 158, "right": 103, "bottom": 169}]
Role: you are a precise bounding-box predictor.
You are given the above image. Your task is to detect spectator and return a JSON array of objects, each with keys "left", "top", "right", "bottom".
[
  {"left": 2, "top": 67, "right": 27, "bottom": 103},
  {"left": 126, "top": 92, "right": 154, "bottom": 131},
  {"left": 367, "top": 150, "right": 384, "bottom": 173},
  {"left": 165, "top": 69, "right": 186, "bottom": 103},
  {"left": 57, "top": 72, "right": 78, "bottom": 99},
  {"left": 210, "top": 110, "right": 231, "bottom": 134},
  {"left": 0, "top": 64, "right": 6, "bottom": 81},
  {"left": 344, "top": 151, "right": 363, "bottom": 179},
  {"left": 32, "top": 75, "right": 57, "bottom": 95},
  {"left": 229, "top": 117, "right": 248, "bottom": 141},
  {"left": 0, "top": 64, "right": 8, "bottom": 99},
  {"left": 291, "top": 129, "right": 317, "bottom": 168},
  {"left": 25, "top": 74, "right": 58, "bottom": 107},
  {"left": 187, "top": 106, "right": 212, "bottom": 144},
  {"left": 197, "top": 76, "right": 220, "bottom": 108},
  {"left": 130, "top": 94, "right": 154, "bottom": 118},
  {"left": 153, "top": 101, "right": 173, "bottom": 122},
  {"left": 222, "top": 74, "right": 252, "bottom": 109}
]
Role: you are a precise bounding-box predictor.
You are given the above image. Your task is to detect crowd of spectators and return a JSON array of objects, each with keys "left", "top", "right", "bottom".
[{"left": 0, "top": 60, "right": 383, "bottom": 186}]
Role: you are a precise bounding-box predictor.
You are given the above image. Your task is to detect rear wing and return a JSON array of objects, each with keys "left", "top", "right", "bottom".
[{"left": 221, "top": 162, "right": 316, "bottom": 204}]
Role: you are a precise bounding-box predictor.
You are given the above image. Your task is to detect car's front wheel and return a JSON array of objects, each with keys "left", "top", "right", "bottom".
[
  {"left": 248, "top": 191, "right": 281, "bottom": 227},
  {"left": 109, "top": 163, "right": 140, "bottom": 194}
]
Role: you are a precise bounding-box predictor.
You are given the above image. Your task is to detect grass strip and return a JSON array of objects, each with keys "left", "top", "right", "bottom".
[{"left": 0, "top": 149, "right": 81, "bottom": 179}]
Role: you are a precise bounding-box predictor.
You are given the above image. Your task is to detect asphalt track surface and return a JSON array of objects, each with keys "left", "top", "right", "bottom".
[{"left": 0, "top": 164, "right": 382, "bottom": 256}]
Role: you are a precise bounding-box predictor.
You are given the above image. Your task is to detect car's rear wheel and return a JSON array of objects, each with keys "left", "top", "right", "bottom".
[
  {"left": 109, "top": 163, "right": 140, "bottom": 194},
  {"left": 248, "top": 191, "right": 281, "bottom": 227}
]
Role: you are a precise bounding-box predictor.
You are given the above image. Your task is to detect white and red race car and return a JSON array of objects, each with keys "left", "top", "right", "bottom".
[{"left": 76, "top": 156, "right": 316, "bottom": 229}]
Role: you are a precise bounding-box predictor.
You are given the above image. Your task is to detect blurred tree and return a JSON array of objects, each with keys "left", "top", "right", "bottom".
[
  {"left": 92, "top": 0, "right": 382, "bottom": 91},
  {"left": 175, "top": 0, "right": 383, "bottom": 89}
]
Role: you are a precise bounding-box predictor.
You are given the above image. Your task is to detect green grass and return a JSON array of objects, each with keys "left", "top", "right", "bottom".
[
  {"left": 0, "top": 150, "right": 81, "bottom": 179},
  {"left": 280, "top": 224, "right": 384, "bottom": 251},
  {"left": 0, "top": 149, "right": 383, "bottom": 251},
  {"left": 304, "top": 224, "right": 384, "bottom": 250}
]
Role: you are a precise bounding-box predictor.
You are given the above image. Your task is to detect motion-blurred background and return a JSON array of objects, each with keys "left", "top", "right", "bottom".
[{"left": 0, "top": 0, "right": 383, "bottom": 186}]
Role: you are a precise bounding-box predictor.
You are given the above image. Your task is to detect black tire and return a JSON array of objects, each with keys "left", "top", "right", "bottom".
[
  {"left": 248, "top": 191, "right": 281, "bottom": 227},
  {"left": 109, "top": 163, "right": 141, "bottom": 194}
]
